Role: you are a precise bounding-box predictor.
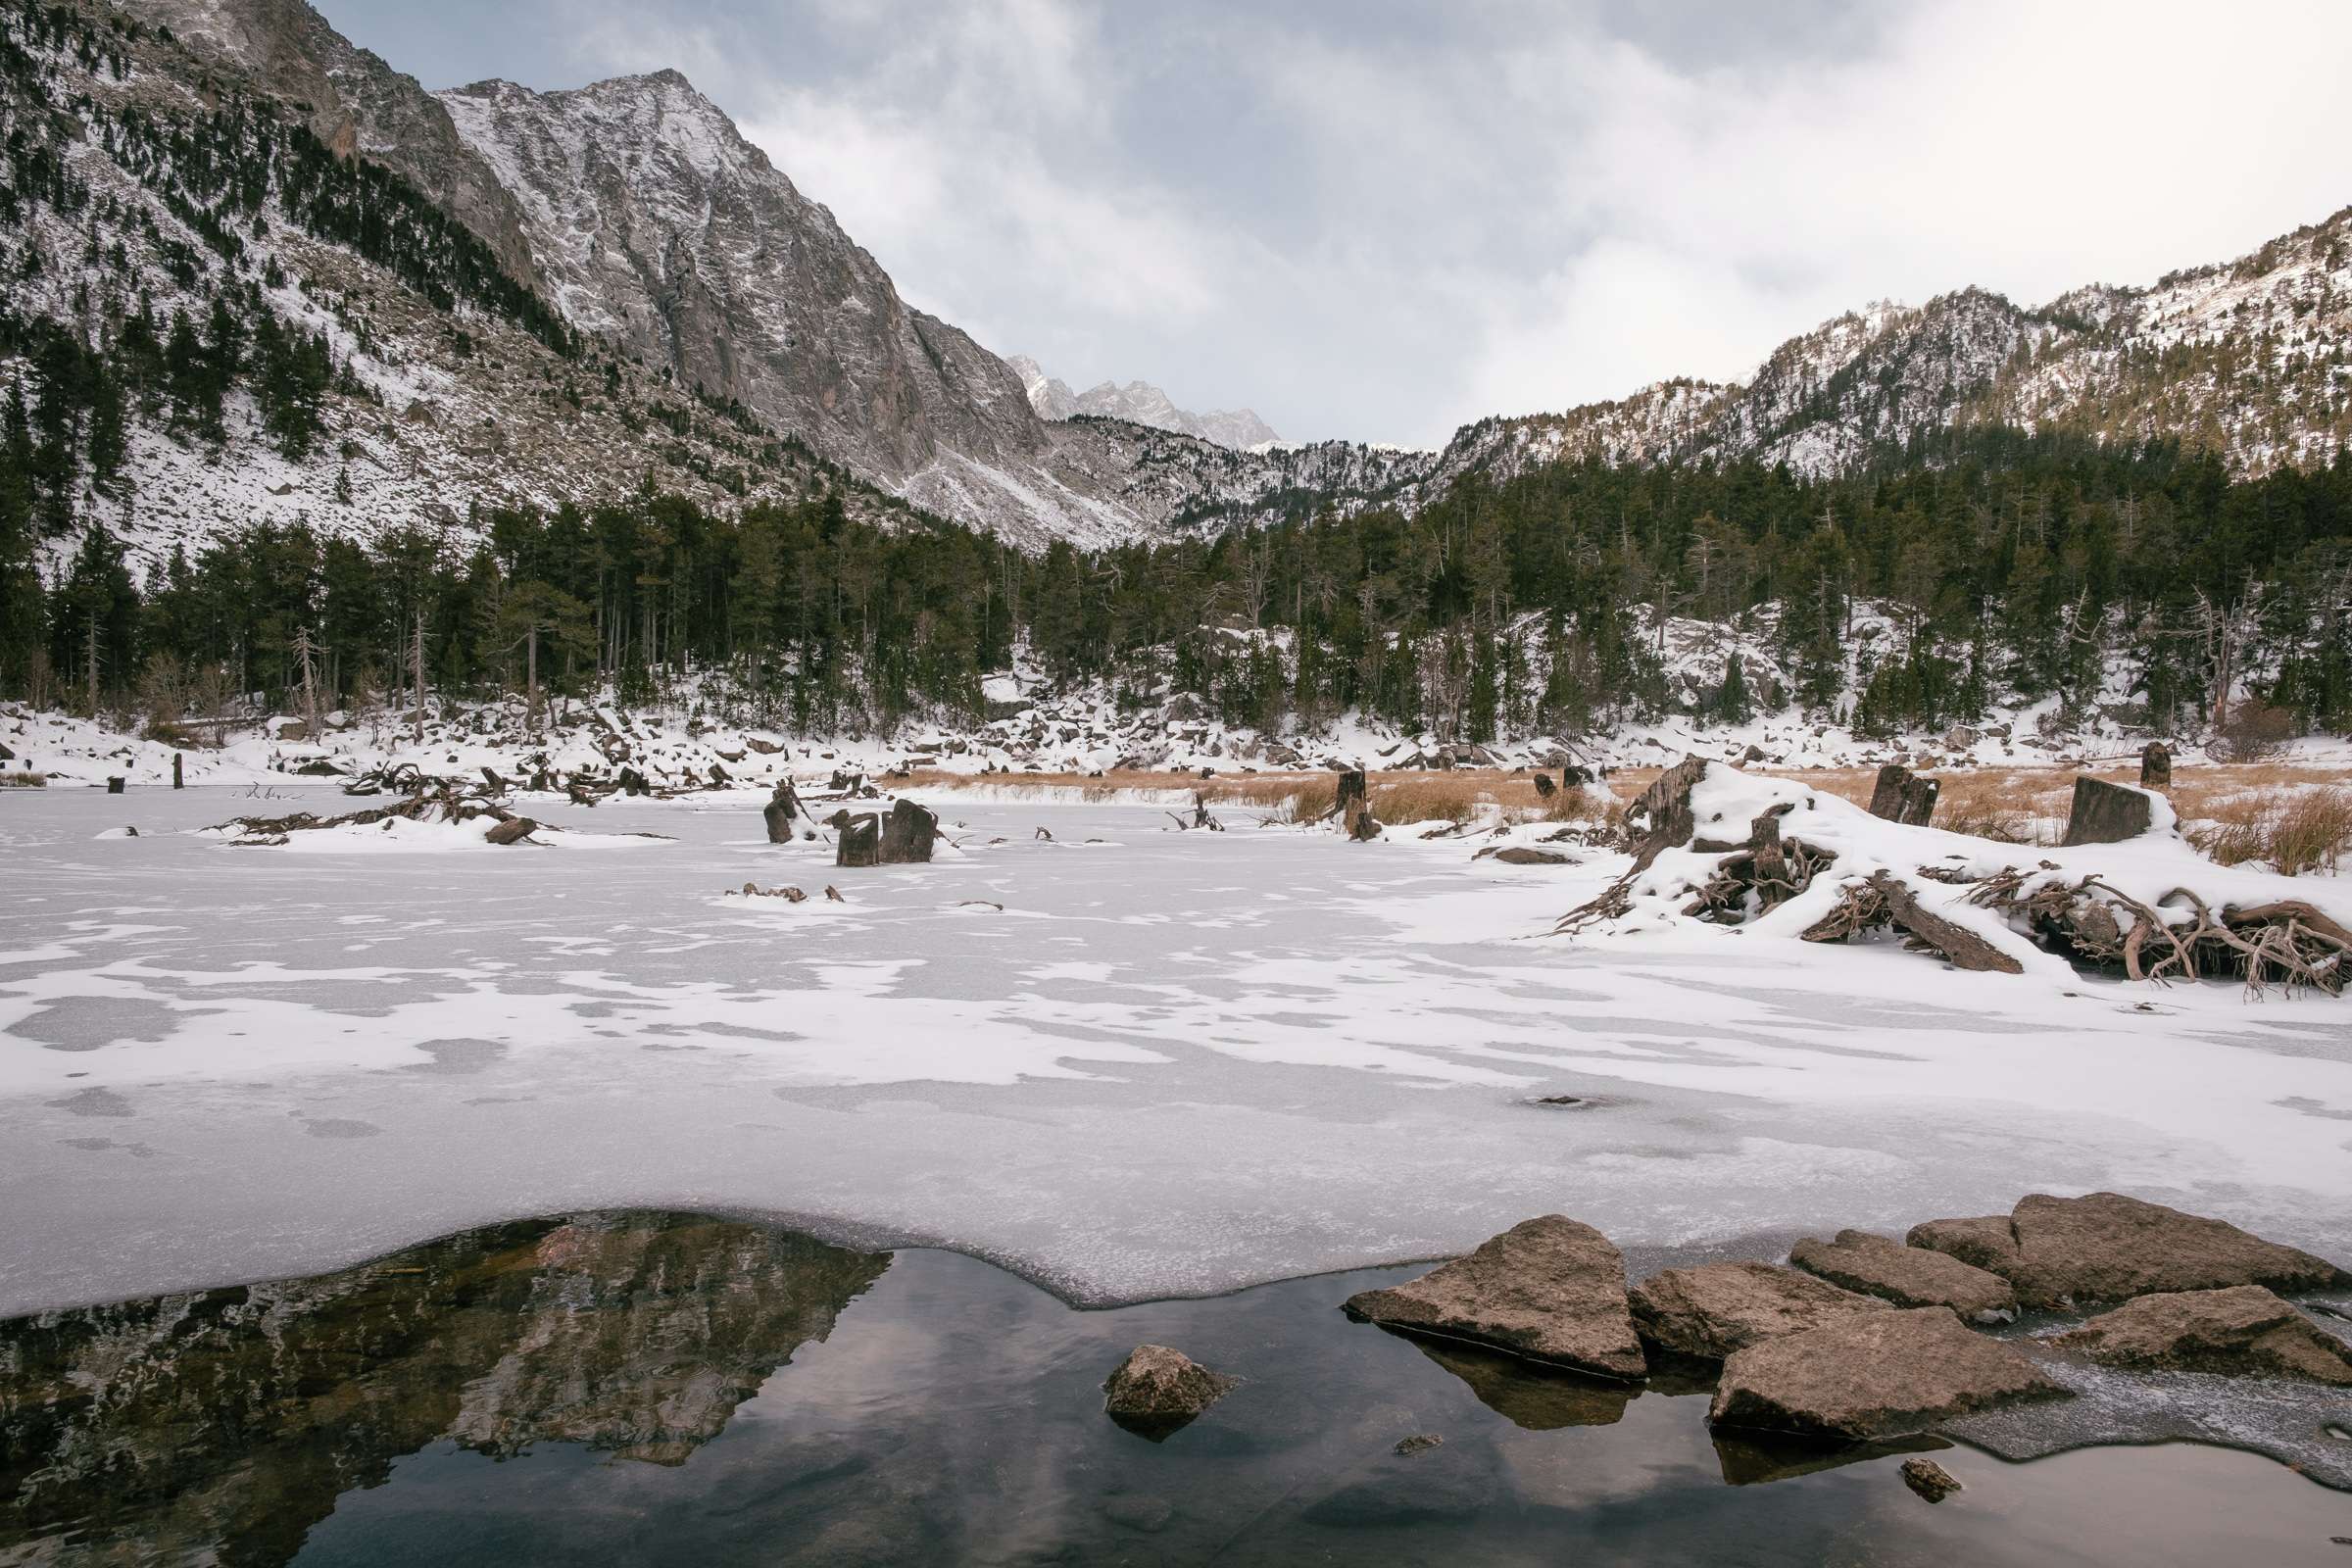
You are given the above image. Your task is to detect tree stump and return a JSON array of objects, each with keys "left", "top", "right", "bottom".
[
  {"left": 172, "top": 754, "right": 183, "bottom": 790},
  {"left": 2140, "top": 742, "right": 2172, "bottom": 790},
  {"left": 832, "top": 810, "right": 881, "bottom": 867},
  {"left": 2060, "top": 776, "right": 2155, "bottom": 846},
  {"left": 1532, "top": 772, "right": 1556, "bottom": 799},
  {"left": 1630, "top": 755, "right": 1709, "bottom": 867},
  {"left": 878, "top": 799, "right": 938, "bottom": 862},
  {"left": 106, "top": 776, "right": 124, "bottom": 795},
  {"left": 1867, "top": 764, "right": 1939, "bottom": 826},
  {"left": 762, "top": 781, "right": 801, "bottom": 844}
]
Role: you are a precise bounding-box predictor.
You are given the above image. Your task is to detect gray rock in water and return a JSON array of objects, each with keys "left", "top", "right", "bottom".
[
  {"left": 1629, "top": 1260, "right": 1890, "bottom": 1364},
  {"left": 1899, "top": 1455, "right": 1962, "bottom": 1502},
  {"left": 1789, "top": 1230, "right": 2018, "bottom": 1323},
  {"left": 1709, "top": 1306, "right": 2070, "bottom": 1440},
  {"left": 1393, "top": 1432, "right": 1444, "bottom": 1456},
  {"left": 1102, "top": 1345, "right": 1237, "bottom": 1424},
  {"left": 1343, "top": 1215, "right": 1646, "bottom": 1381},
  {"left": 1907, "top": 1192, "right": 2352, "bottom": 1310},
  {"left": 2052, "top": 1286, "right": 2352, "bottom": 1385}
]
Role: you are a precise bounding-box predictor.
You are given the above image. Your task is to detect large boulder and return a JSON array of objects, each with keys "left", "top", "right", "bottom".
[
  {"left": 1907, "top": 1193, "right": 2352, "bottom": 1309},
  {"left": 1102, "top": 1345, "right": 1237, "bottom": 1432},
  {"left": 1343, "top": 1215, "right": 1646, "bottom": 1381},
  {"left": 1788, "top": 1230, "right": 2018, "bottom": 1323},
  {"left": 1708, "top": 1306, "right": 2070, "bottom": 1440},
  {"left": 1629, "top": 1260, "right": 1890, "bottom": 1363},
  {"left": 2052, "top": 1286, "right": 2352, "bottom": 1385}
]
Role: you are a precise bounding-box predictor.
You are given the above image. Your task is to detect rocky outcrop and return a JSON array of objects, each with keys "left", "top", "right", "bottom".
[
  {"left": 435, "top": 74, "right": 1049, "bottom": 489},
  {"left": 1102, "top": 1345, "right": 1237, "bottom": 1428},
  {"left": 2051, "top": 1286, "right": 2352, "bottom": 1385},
  {"left": 1342, "top": 1216, "right": 1646, "bottom": 1381},
  {"left": 1628, "top": 1260, "right": 1890, "bottom": 1363},
  {"left": 1788, "top": 1230, "right": 2018, "bottom": 1323},
  {"left": 1907, "top": 1193, "right": 2352, "bottom": 1309},
  {"left": 1708, "top": 1307, "right": 2070, "bottom": 1439},
  {"left": 141, "top": 0, "right": 540, "bottom": 283}
]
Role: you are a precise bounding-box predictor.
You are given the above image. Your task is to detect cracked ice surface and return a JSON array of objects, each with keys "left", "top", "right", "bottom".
[{"left": 3, "top": 783, "right": 2350, "bottom": 1314}]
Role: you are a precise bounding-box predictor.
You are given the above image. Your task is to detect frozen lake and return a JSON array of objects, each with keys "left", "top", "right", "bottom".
[{"left": 4, "top": 781, "right": 2351, "bottom": 1314}]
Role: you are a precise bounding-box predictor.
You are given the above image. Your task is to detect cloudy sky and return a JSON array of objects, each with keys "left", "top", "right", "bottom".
[{"left": 321, "top": 0, "right": 2352, "bottom": 448}]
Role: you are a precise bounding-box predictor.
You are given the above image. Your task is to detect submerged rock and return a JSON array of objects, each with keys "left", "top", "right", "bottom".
[
  {"left": 1907, "top": 1193, "right": 2352, "bottom": 1309},
  {"left": 1102, "top": 1345, "right": 1237, "bottom": 1428},
  {"left": 1629, "top": 1260, "right": 1890, "bottom": 1363},
  {"left": 2052, "top": 1286, "right": 2352, "bottom": 1385},
  {"left": 1393, "top": 1432, "right": 1444, "bottom": 1456},
  {"left": 1342, "top": 1215, "right": 1646, "bottom": 1381},
  {"left": 1899, "top": 1455, "right": 1962, "bottom": 1502},
  {"left": 1708, "top": 1306, "right": 2070, "bottom": 1440},
  {"left": 1788, "top": 1230, "right": 2018, "bottom": 1322}
]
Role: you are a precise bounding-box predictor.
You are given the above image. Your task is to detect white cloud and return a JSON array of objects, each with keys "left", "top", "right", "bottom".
[{"left": 530, "top": 0, "right": 2352, "bottom": 447}]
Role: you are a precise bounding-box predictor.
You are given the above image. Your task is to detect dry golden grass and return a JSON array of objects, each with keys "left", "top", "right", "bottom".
[
  {"left": 0, "top": 770, "right": 46, "bottom": 788},
  {"left": 2185, "top": 786, "right": 2352, "bottom": 875},
  {"left": 903, "top": 758, "right": 2352, "bottom": 867}
]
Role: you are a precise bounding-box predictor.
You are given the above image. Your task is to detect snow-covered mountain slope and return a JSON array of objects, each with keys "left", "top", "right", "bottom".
[
  {"left": 436, "top": 73, "right": 1048, "bottom": 486},
  {"left": 1007, "top": 355, "right": 1281, "bottom": 450}
]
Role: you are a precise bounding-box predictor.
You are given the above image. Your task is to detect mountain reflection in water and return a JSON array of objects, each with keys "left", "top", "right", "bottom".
[
  {"left": 1, "top": 1214, "right": 888, "bottom": 1563},
  {"left": 5, "top": 1212, "right": 2349, "bottom": 1567}
]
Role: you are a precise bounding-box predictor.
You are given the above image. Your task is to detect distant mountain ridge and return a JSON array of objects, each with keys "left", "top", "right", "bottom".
[
  {"left": 1006, "top": 356, "right": 1282, "bottom": 450},
  {"left": 17, "top": 0, "right": 2352, "bottom": 566}
]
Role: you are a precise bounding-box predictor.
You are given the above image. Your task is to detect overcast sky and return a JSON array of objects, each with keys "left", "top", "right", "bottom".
[{"left": 321, "top": 0, "right": 2352, "bottom": 448}]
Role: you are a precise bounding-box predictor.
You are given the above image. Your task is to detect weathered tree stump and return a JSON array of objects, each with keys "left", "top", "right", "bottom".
[
  {"left": 617, "top": 766, "right": 650, "bottom": 797},
  {"left": 832, "top": 810, "right": 881, "bottom": 867},
  {"left": 172, "top": 754, "right": 183, "bottom": 789},
  {"left": 1867, "top": 763, "right": 1939, "bottom": 826},
  {"left": 2140, "top": 742, "right": 2172, "bottom": 789},
  {"left": 106, "top": 776, "right": 123, "bottom": 795},
  {"left": 2061, "top": 776, "right": 2155, "bottom": 846},
  {"left": 1532, "top": 772, "right": 1556, "bottom": 799},
  {"left": 481, "top": 765, "right": 509, "bottom": 795},
  {"left": 762, "top": 781, "right": 801, "bottom": 844},
  {"left": 1335, "top": 767, "right": 1382, "bottom": 839},
  {"left": 879, "top": 798, "right": 939, "bottom": 862},
  {"left": 484, "top": 816, "right": 536, "bottom": 846},
  {"left": 1630, "top": 755, "right": 1709, "bottom": 868}
]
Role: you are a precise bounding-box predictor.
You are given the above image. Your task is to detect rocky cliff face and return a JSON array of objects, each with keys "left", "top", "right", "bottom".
[
  {"left": 437, "top": 72, "right": 1050, "bottom": 486},
  {"left": 136, "top": 0, "right": 540, "bottom": 283}
]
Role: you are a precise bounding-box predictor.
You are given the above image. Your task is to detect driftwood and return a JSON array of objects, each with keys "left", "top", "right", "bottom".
[
  {"left": 1964, "top": 872, "right": 2347, "bottom": 994},
  {"left": 1799, "top": 871, "right": 2023, "bottom": 973},
  {"left": 2060, "top": 776, "right": 2153, "bottom": 847},
  {"left": 1867, "top": 764, "right": 1938, "bottom": 826}
]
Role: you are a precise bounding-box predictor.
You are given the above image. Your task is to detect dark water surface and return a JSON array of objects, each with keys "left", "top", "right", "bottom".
[{"left": 4, "top": 1211, "right": 2347, "bottom": 1565}]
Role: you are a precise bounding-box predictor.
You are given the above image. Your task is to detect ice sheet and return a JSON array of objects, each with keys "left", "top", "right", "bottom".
[{"left": 3, "top": 782, "right": 2349, "bottom": 1313}]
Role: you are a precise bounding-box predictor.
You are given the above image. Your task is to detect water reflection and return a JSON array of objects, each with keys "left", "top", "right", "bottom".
[
  {"left": 0, "top": 1214, "right": 888, "bottom": 1563},
  {"left": 5, "top": 1213, "right": 2349, "bottom": 1567}
]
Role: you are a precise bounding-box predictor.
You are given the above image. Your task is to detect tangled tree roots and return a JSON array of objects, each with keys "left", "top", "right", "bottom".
[{"left": 1966, "top": 872, "right": 2350, "bottom": 994}]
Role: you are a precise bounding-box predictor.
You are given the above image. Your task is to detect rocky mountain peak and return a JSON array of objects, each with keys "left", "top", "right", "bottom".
[{"left": 1006, "top": 356, "right": 1283, "bottom": 450}]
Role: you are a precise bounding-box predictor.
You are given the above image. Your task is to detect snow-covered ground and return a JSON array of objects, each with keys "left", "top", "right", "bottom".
[{"left": 4, "top": 777, "right": 2350, "bottom": 1317}]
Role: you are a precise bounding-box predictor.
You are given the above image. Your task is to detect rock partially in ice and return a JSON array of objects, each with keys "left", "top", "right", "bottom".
[
  {"left": 1629, "top": 1260, "right": 1890, "bottom": 1364},
  {"left": 1102, "top": 1345, "right": 1236, "bottom": 1435},
  {"left": 1908, "top": 1192, "right": 2352, "bottom": 1309},
  {"left": 1344, "top": 1216, "right": 1646, "bottom": 1381},
  {"left": 1708, "top": 1306, "right": 2069, "bottom": 1439},
  {"left": 1788, "top": 1229, "right": 2017, "bottom": 1322},
  {"left": 2052, "top": 1285, "right": 2352, "bottom": 1385}
]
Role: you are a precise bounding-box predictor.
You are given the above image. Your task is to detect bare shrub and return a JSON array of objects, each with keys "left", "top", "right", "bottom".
[
  {"left": 2212, "top": 699, "right": 2295, "bottom": 762},
  {"left": 1, "top": 771, "right": 46, "bottom": 788}
]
